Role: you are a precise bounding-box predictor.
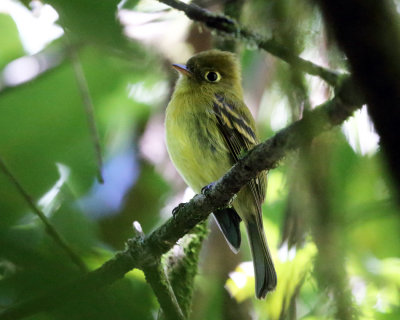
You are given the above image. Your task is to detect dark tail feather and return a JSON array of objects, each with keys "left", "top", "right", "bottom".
[
  {"left": 213, "top": 208, "right": 242, "bottom": 253},
  {"left": 246, "top": 220, "right": 277, "bottom": 299}
]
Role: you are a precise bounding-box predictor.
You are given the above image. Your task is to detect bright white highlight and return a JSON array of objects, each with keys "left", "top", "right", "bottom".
[
  {"left": 278, "top": 241, "right": 297, "bottom": 262},
  {"left": 133, "top": 221, "right": 143, "bottom": 234},
  {"left": 342, "top": 105, "right": 379, "bottom": 156},
  {"left": 128, "top": 81, "right": 168, "bottom": 105},
  {"left": 118, "top": 0, "right": 192, "bottom": 61},
  {"left": 0, "top": 0, "right": 63, "bottom": 54},
  {"left": 3, "top": 55, "right": 40, "bottom": 86},
  {"left": 38, "top": 163, "right": 70, "bottom": 216},
  {"left": 229, "top": 271, "right": 248, "bottom": 289},
  {"left": 350, "top": 276, "right": 367, "bottom": 305}
]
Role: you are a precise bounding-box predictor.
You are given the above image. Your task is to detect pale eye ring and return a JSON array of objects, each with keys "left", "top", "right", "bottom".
[{"left": 205, "top": 71, "right": 221, "bottom": 82}]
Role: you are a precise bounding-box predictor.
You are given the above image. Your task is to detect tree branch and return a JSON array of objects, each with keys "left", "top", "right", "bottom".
[
  {"left": 214, "top": 0, "right": 244, "bottom": 52},
  {"left": 131, "top": 221, "right": 186, "bottom": 320},
  {"left": 164, "top": 221, "right": 208, "bottom": 319},
  {"left": 158, "top": 0, "right": 340, "bottom": 86},
  {"left": 144, "top": 262, "right": 185, "bottom": 320},
  {"left": 0, "top": 79, "right": 362, "bottom": 319}
]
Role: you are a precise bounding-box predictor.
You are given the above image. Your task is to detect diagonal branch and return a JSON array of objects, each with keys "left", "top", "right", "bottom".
[
  {"left": 0, "top": 78, "right": 363, "bottom": 320},
  {"left": 132, "top": 221, "right": 185, "bottom": 320},
  {"left": 157, "top": 0, "right": 340, "bottom": 86},
  {"left": 144, "top": 261, "right": 185, "bottom": 320}
]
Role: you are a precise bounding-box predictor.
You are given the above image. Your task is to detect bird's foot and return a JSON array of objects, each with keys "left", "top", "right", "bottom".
[
  {"left": 201, "top": 182, "right": 215, "bottom": 195},
  {"left": 172, "top": 203, "right": 186, "bottom": 218}
]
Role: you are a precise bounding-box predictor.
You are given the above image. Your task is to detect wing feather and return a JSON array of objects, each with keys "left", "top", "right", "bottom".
[{"left": 212, "top": 94, "right": 267, "bottom": 211}]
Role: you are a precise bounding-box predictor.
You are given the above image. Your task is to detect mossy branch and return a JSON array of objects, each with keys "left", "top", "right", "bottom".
[
  {"left": 164, "top": 221, "right": 209, "bottom": 319},
  {"left": 0, "top": 78, "right": 363, "bottom": 320},
  {"left": 158, "top": 0, "right": 340, "bottom": 86},
  {"left": 131, "top": 221, "right": 185, "bottom": 320}
]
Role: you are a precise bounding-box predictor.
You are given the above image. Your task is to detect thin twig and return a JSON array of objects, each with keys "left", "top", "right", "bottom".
[
  {"left": 157, "top": 0, "right": 340, "bottom": 86},
  {"left": 0, "top": 157, "right": 87, "bottom": 272},
  {"left": 132, "top": 221, "right": 185, "bottom": 320},
  {"left": 0, "top": 81, "right": 363, "bottom": 319},
  {"left": 69, "top": 48, "right": 104, "bottom": 184},
  {"left": 144, "top": 262, "right": 185, "bottom": 320}
]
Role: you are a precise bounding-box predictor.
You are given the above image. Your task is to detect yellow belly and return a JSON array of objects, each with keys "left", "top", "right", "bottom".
[
  {"left": 165, "top": 101, "right": 232, "bottom": 193},
  {"left": 165, "top": 91, "right": 266, "bottom": 221}
]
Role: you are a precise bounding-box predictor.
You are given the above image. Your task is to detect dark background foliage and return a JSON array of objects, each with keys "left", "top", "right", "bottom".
[{"left": 0, "top": 0, "right": 399, "bottom": 319}]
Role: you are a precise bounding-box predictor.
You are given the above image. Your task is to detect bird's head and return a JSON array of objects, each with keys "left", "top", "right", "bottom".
[{"left": 172, "top": 50, "right": 243, "bottom": 97}]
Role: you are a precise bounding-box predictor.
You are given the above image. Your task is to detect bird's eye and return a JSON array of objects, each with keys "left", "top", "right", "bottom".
[{"left": 205, "top": 71, "right": 221, "bottom": 82}]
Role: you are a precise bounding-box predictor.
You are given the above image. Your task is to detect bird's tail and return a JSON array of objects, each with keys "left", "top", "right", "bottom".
[
  {"left": 246, "top": 218, "right": 277, "bottom": 299},
  {"left": 213, "top": 207, "right": 242, "bottom": 253}
]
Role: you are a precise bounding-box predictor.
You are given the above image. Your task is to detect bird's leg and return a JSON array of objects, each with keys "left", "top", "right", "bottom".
[
  {"left": 201, "top": 182, "right": 215, "bottom": 195},
  {"left": 172, "top": 203, "right": 186, "bottom": 218}
]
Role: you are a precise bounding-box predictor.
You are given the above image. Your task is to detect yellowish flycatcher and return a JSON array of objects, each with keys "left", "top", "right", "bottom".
[{"left": 165, "top": 50, "right": 277, "bottom": 298}]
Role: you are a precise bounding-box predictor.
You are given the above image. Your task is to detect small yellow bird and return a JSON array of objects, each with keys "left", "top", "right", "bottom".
[{"left": 165, "top": 50, "right": 276, "bottom": 298}]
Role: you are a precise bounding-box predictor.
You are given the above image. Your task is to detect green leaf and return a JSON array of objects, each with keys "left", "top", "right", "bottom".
[
  {"left": 46, "top": 0, "right": 127, "bottom": 48},
  {"left": 0, "top": 13, "right": 24, "bottom": 70}
]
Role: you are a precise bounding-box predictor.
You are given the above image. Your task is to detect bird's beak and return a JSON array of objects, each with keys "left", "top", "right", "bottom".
[{"left": 172, "top": 64, "right": 192, "bottom": 77}]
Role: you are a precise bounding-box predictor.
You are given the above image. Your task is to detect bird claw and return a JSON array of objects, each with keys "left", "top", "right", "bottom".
[
  {"left": 201, "top": 182, "right": 215, "bottom": 195},
  {"left": 172, "top": 203, "right": 186, "bottom": 218}
]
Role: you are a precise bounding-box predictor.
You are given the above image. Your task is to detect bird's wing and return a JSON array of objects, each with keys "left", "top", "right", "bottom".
[
  {"left": 213, "top": 94, "right": 257, "bottom": 155},
  {"left": 212, "top": 94, "right": 267, "bottom": 209}
]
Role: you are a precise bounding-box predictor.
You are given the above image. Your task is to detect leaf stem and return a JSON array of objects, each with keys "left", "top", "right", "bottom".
[{"left": 69, "top": 47, "right": 104, "bottom": 184}]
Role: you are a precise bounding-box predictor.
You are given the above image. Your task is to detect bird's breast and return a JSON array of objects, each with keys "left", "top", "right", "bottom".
[{"left": 165, "top": 97, "right": 232, "bottom": 193}]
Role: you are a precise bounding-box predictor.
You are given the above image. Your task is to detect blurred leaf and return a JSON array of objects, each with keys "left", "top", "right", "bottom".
[
  {"left": 226, "top": 242, "right": 317, "bottom": 319},
  {"left": 0, "top": 45, "right": 158, "bottom": 226},
  {"left": 99, "top": 161, "right": 171, "bottom": 248},
  {"left": 47, "top": 278, "right": 155, "bottom": 320},
  {"left": 262, "top": 242, "right": 317, "bottom": 319},
  {"left": 120, "top": 0, "right": 140, "bottom": 10},
  {"left": 0, "top": 1, "right": 399, "bottom": 319},
  {"left": 0, "top": 13, "right": 24, "bottom": 70},
  {"left": 46, "top": 0, "right": 127, "bottom": 49}
]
